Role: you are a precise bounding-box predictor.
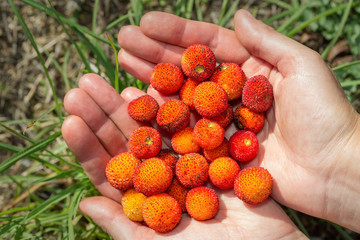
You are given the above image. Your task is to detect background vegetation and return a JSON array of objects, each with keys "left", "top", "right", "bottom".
[{"left": 0, "top": 0, "right": 359, "bottom": 239}]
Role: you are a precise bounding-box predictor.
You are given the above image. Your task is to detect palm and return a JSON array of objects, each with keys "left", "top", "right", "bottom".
[
  {"left": 116, "top": 10, "right": 356, "bottom": 218},
  {"left": 61, "top": 10, "right": 357, "bottom": 239}
]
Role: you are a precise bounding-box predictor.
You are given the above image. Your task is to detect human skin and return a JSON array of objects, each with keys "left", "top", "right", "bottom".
[{"left": 62, "top": 10, "right": 360, "bottom": 239}]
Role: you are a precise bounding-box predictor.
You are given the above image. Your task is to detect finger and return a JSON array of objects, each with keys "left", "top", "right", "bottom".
[
  {"left": 234, "top": 10, "right": 317, "bottom": 77},
  {"left": 78, "top": 73, "right": 144, "bottom": 139},
  {"left": 79, "top": 196, "right": 146, "bottom": 239},
  {"left": 118, "top": 26, "right": 184, "bottom": 65},
  {"left": 139, "top": 11, "right": 250, "bottom": 64},
  {"left": 64, "top": 88, "right": 127, "bottom": 156},
  {"left": 61, "top": 116, "right": 122, "bottom": 201},
  {"left": 118, "top": 49, "right": 155, "bottom": 84}
]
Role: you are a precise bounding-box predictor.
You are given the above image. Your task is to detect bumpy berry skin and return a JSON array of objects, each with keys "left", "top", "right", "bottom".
[
  {"left": 185, "top": 186, "right": 219, "bottom": 221},
  {"left": 175, "top": 153, "right": 209, "bottom": 188},
  {"left": 209, "top": 157, "right": 241, "bottom": 190},
  {"left": 234, "top": 105, "right": 265, "bottom": 133},
  {"left": 210, "top": 63, "right": 247, "bottom": 101},
  {"left": 150, "top": 63, "right": 184, "bottom": 94},
  {"left": 142, "top": 193, "right": 182, "bottom": 233},
  {"left": 128, "top": 127, "right": 162, "bottom": 159},
  {"left": 156, "top": 99, "right": 190, "bottom": 134},
  {"left": 193, "top": 118, "right": 225, "bottom": 150},
  {"left": 181, "top": 44, "right": 216, "bottom": 81},
  {"left": 105, "top": 152, "right": 141, "bottom": 191},
  {"left": 171, "top": 127, "right": 200, "bottom": 155},
  {"left": 234, "top": 167, "right": 273, "bottom": 204},
  {"left": 208, "top": 104, "right": 234, "bottom": 128},
  {"left": 128, "top": 95, "right": 159, "bottom": 122},
  {"left": 193, "top": 81, "right": 228, "bottom": 118},
  {"left": 121, "top": 188, "right": 147, "bottom": 222},
  {"left": 229, "top": 130, "right": 259, "bottom": 162},
  {"left": 157, "top": 149, "right": 179, "bottom": 174},
  {"left": 203, "top": 138, "right": 229, "bottom": 162},
  {"left": 242, "top": 75, "right": 274, "bottom": 113},
  {"left": 179, "top": 78, "right": 200, "bottom": 110},
  {"left": 166, "top": 178, "right": 189, "bottom": 213},
  {"left": 133, "top": 158, "right": 173, "bottom": 196}
]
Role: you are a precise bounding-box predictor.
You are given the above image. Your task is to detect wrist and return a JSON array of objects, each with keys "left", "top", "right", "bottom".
[{"left": 324, "top": 112, "right": 360, "bottom": 233}]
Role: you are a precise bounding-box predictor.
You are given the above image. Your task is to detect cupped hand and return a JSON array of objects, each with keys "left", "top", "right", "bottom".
[
  {"left": 62, "top": 74, "right": 305, "bottom": 239},
  {"left": 61, "top": 9, "right": 360, "bottom": 239},
  {"left": 116, "top": 10, "right": 360, "bottom": 229}
]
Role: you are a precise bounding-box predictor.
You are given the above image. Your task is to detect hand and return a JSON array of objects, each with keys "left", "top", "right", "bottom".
[
  {"left": 61, "top": 10, "right": 359, "bottom": 239},
  {"left": 116, "top": 10, "right": 360, "bottom": 231}
]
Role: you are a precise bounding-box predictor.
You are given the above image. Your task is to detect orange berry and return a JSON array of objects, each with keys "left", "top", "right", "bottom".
[
  {"left": 142, "top": 193, "right": 182, "bottom": 233},
  {"left": 175, "top": 153, "right": 209, "bottom": 188},
  {"left": 193, "top": 118, "right": 225, "bottom": 150},
  {"left": 208, "top": 104, "right": 234, "bottom": 128},
  {"left": 209, "top": 157, "right": 241, "bottom": 189},
  {"left": 229, "top": 130, "right": 259, "bottom": 162},
  {"left": 157, "top": 149, "right": 179, "bottom": 174},
  {"left": 203, "top": 138, "right": 229, "bottom": 162},
  {"left": 193, "top": 81, "right": 228, "bottom": 118},
  {"left": 156, "top": 99, "right": 190, "bottom": 134},
  {"left": 179, "top": 78, "right": 200, "bottom": 110},
  {"left": 121, "top": 188, "right": 147, "bottom": 222},
  {"left": 166, "top": 178, "right": 189, "bottom": 213},
  {"left": 128, "top": 126, "right": 162, "bottom": 159},
  {"left": 181, "top": 44, "right": 216, "bottom": 81},
  {"left": 150, "top": 63, "right": 184, "bottom": 94},
  {"left": 171, "top": 127, "right": 200, "bottom": 155},
  {"left": 234, "top": 105, "right": 265, "bottom": 133},
  {"left": 105, "top": 152, "right": 141, "bottom": 191},
  {"left": 210, "top": 63, "right": 247, "bottom": 101},
  {"left": 185, "top": 186, "right": 219, "bottom": 221},
  {"left": 128, "top": 95, "right": 159, "bottom": 122},
  {"left": 133, "top": 158, "right": 173, "bottom": 196},
  {"left": 234, "top": 167, "right": 273, "bottom": 204},
  {"left": 242, "top": 75, "right": 274, "bottom": 113}
]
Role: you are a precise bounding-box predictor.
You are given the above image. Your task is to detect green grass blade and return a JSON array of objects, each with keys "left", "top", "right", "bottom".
[
  {"left": 92, "top": 0, "right": 100, "bottom": 33},
  {"left": 130, "top": 0, "right": 144, "bottom": 25},
  {"left": 265, "top": 0, "right": 292, "bottom": 10},
  {"left": 185, "top": 0, "right": 194, "bottom": 19},
  {"left": 287, "top": 3, "right": 349, "bottom": 37},
  {"left": 47, "top": 0, "right": 92, "bottom": 73},
  {"left": 23, "top": 180, "right": 89, "bottom": 222},
  {"left": 0, "top": 142, "right": 62, "bottom": 171},
  {"left": 331, "top": 223, "right": 354, "bottom": 240},
  {"left": 321, "top": 0, "right": 354, "bottom": 59},
  {"left": 217, "top": 0, "right": 229, "bottom": 26},
  {"left": 31, "top": 170, "right": 78, "bottom": 184},
  {"left": 107, "top": 34, "right": 121, "bottom": 93},
  {"left": 67, "top": 188, "right": 86, "bottom": 240},
  {"left": 276, "top": 3, "right": 308, "bottom": 34},
  {"left": 263, "top": 9, "right": 295, "bottom": 25},
  {"left": 0, "top": 131, "right": 61, "bottom": 173},
  {"left": 9, "top": 0, "right": 63, "bottom": 122},
  {"left": 195, "top": 0, "right": 203, "bottom": 21},
  {"left": 291, "top": 0, "right": 299, "bottom": 9},
  {"left": 332, "top": 60, "right": 360, "bottom": 71},
  {"left": 101, "top": 14, "right": 130, "bottom": 33},
  {"left": 73, "top": 27, "right": 115, "bottom": 81},
  {"left": 287, "top": 208, "right": 310, "bottom": 238},
  {"left": 20, "top": 0, "right": 120, "bottom": 49},
  {"left": 221, "top": 0, "right": 240, "bottom": 27},
  {"left": 341, "top": 79, "right": 360, "bottom": 87}
]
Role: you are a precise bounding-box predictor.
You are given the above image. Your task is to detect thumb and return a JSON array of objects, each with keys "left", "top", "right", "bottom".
[
  {"left": 79, "top": 196, "right": 145, "bottom": 240},
  {"left": 234, "top": 10, "right": 316, "bottom": 77}
]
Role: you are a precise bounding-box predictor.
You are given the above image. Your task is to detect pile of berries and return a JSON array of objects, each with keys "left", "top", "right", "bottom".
[{"left": 105, "top": 44, "right": 274, "bottom": 233}]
